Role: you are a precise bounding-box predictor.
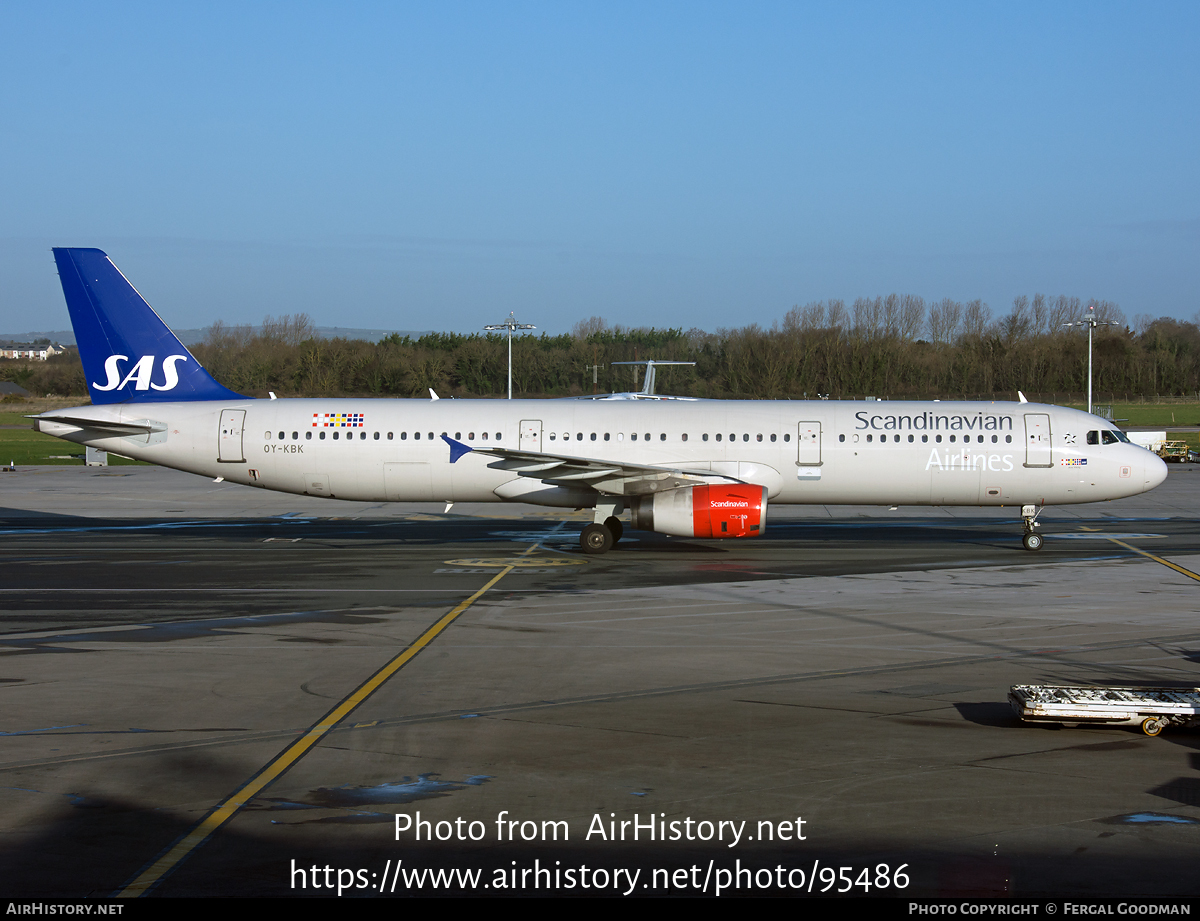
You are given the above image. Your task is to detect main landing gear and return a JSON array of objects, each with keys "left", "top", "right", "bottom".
[
  {"left": 1021, "top": 504, "right": 1043, "bottom": 551},
  {"left": 580, "top": 500, "right": 624, "bottom": 555}
]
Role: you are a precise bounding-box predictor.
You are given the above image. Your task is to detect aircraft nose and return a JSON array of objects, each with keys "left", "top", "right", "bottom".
[{"left": 1145, "top": 454, "right": 1168, "bottom": 491}]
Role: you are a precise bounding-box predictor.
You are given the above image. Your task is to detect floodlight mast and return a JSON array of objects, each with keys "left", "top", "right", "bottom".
[
  {"left": 483, "top": 312, "right": 536, "bottom": 399},
  {"left": 1062, "top": 304, "right": 1119, "bottom": 415}
]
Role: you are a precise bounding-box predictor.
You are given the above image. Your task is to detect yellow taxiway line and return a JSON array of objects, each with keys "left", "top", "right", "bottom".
[{"left": 119, "top": 538, "right": 549, "bottom": 897}]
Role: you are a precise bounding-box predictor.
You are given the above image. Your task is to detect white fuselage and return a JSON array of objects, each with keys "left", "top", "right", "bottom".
[{"left": 36, "top": 398, "right": 1167, "bottom": 510}]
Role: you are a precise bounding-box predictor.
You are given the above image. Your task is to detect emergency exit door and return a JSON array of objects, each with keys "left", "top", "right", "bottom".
[{"left": 520, "top": 419, "right": 542, "bottom": 452}]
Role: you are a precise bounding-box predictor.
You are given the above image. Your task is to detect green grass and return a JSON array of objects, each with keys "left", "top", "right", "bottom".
[{"left": 1058, "top": 403, "right": 1200, "bottom": 426}]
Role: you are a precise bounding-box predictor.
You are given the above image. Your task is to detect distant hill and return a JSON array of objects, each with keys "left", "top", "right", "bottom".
[{"left": 0, "top": 327, "right": 433, "bottom": 347}]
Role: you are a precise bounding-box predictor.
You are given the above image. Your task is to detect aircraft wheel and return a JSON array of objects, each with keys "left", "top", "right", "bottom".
[
  {"left": 604, "top": 516, "right": 624, "bottom": 543},
  {"left": 580, "top": 523, "right": 614, "bottom": 555},
  {"left": 1022, "top": 532, "right": 1043, "bottom": 551},
  {"left": 1142, "top": 717, "right": 1165, "bottom": 737}
]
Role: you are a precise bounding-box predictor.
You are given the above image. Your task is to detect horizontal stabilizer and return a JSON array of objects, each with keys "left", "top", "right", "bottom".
[{"left": 34, "top": 415, "right": 166, "bottom": 436}]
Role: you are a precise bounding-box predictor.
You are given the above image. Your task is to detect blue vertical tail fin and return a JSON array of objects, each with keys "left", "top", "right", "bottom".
[{"left": 53, "top": 247, "right": 243, "bottom": 404}]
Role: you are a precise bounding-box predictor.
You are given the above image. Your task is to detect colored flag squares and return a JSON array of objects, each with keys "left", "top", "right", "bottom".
[{"left": 313, "top": 412, "right": 365, "bottom": 428}]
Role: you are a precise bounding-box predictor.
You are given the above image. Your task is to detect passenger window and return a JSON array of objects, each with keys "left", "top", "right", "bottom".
[
  {"left": 401, "top": 432, "right": 407, "bottom": 440},
  {"left": 935, "top": 435, "right": 942, "bottom": 443},
  {"left": 756, "top": 434, "right": 762, "bottom": 442},
  {"left": 660, "top": 433, "right": 666, "bottom": 441},
  {"left": 455, "top": 432, "right": 461, "bottom": 439},
  {"left": 591, "top": 433, "right": 597, "bottom": 441},
  {"left": 784, "top": 434, "right": 790, "bottom": 442},
  {"left": 681, "top": 433, "right": 687, "bottom": 442},
  {"left": 908, "top": 434, "right": 914, "bottom": 443},
  {"left": 481, "top": 433, "right": 487, "bottom": 440},
  {"left": 414, "top": 432, "right": 420, "bottom": 440},
  {"left": 277, "top": 431, "right": 284, "bottom": 439},
  {"left": 949, "top": 435, "right": 955, "bottom": 443},
  {"left": 702, "top": 434, "right": 708, "bottom": 441},
  {"left": 631, "top": 433, "right": 638, "bottom": 441},
  {"left": 867, "top": 434, "right": 873, "bottom": 442},
  {"left": 1005, "top": 435, "right": 1012, "bottom": 443},
  {"left": 770, "top": 434, "right": 776, "bottom": 442},
  {"left": 716, "top": 434, "right": 722, "bottom": 442},
  {"left": 306, "top": 431, "right": 312, "bottom": 440},
  {"left": 387, "top": 432, "right": 393, "bottom": 440},
  {"left": 495, "top": 433, "right": 501, "bottom": 440},
  {"left": 429, "top": 433, "right": 435, "bottom": 440},
  {"left": 469, "top": 432, "right": 475, "bottom": 440},
  {"left": 839, "top": 434, "right": 845, "bottom": 443},
  {"left": 645, "top": 433, "right": 651, "bottom": 441},
  {"left": 333, "top": 431, "right": 339, "bottom": 440},
  {"left": 264, "top": 431, "right": 271, "bottom": 439},
  {"left": 320, "top": 431, "right": 326, "bottom": 440},
  {"left": 991, "top": 435, "right": 997, "bottom": 443},
  {"left": 922, "top": 435, "right": 927, "bottom": 443},
  {"left": 550, "top": 433, "right": 556, "bottom": 440},
  {"left": 605, "top": 433, "right": 611, "bottom": 441},
  {"left": 292, "top": 431, "right": 298, "bottom": 440}
]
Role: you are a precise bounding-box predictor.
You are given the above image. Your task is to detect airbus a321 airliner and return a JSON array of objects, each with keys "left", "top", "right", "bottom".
[{"left": 34, "top": 248, "right": 1167, "bottom": 554}]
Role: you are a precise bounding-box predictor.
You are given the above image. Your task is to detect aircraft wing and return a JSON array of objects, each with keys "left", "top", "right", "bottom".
[{"left": 443, "top": 436, "right": 742, "bottom": 496}]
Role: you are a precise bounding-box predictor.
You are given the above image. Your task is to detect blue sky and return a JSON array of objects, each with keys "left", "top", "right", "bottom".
[{"left": 1, "top": 2, "right": 1196, "bottom": 336}]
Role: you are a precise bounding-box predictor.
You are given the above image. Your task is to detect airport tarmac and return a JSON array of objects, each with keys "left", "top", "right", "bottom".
[{"left": 3, "top": 464, "right": 1200, "bottom": 898}]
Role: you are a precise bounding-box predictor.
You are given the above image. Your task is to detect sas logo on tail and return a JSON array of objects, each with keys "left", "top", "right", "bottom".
[{"left": 92, "top": 354, "right": 190, "bottom": 392}]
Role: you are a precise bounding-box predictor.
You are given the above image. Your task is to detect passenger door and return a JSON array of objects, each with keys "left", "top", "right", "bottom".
[
  {"left": 1024, "top": 414, "right": 1052, "bottom": 467},
  {"left": 218, "top": 409, "right": 246, "bottom": 463}
]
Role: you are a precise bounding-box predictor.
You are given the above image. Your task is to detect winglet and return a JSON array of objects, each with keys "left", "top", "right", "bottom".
[{"left": 442, "top": 434, "right": 473, "bottom": 463}]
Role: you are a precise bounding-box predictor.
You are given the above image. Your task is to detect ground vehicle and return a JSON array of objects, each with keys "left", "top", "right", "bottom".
[
  {"left": 1009, "top": 685, "right": 1200, "bottom": 736},
  {"left": 1159, "top": 441, "right": 1191, "bottom": 463}
]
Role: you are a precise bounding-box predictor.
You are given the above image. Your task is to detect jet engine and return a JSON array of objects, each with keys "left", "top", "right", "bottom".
[{"left": 630, "top": 484, "right": 768, "bottom": 538}]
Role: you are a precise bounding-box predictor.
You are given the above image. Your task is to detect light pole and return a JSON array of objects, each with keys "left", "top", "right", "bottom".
[
  {"left": 1063, "top": 305, "right": 1119, "bottom": 415},
  {"left": 484, "top": 312, "right": 536, "bottom": 399}
]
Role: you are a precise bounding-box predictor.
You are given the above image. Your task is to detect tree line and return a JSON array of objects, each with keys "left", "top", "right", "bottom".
[{"left": 5, "top": 295, "right": 1200, "bottom": 401}]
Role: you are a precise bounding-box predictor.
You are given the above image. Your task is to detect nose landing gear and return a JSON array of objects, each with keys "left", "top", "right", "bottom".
[{"left": 1021, "top": 504, "right": 1043, "bottom": 551}]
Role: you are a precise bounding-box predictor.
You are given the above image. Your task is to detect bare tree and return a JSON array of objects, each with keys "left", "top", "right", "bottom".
[
  {"left": 1030, "top": 294, "right": 1048, "bottom": 335},
  {"left": 959, "top": 299, "right": 991, "bottom": 341},
  {"left": 783, "top": 301, "right": 830, "bottom": 333},
  {"left": 826, "top": 299, "right": 848, "bottom": 332},
  {"left": 928, "top": 298, "right": 962, "bottom": 344},
  {"left": 899, "top": 295, "right": 925, "bottom": 340},
  {"left": 572, "top": 316, "right": 608, "bottom": 339},
  {"left": 882, "top": 294, "right": 902, "bottom": 338},
  {"left": 1000, "top": 295, "right": 1032, "bottom": 342},
  {"left": 852, "top": 297, "right": 884, "bottom": 340}
]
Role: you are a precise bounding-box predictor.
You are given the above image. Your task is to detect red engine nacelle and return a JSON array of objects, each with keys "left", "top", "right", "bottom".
[{"left": 630, "top": 484, "right": 768, "bottom": 538}]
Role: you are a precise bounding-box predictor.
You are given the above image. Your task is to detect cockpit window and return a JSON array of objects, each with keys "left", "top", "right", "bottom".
[
  {"left": 1102, "top": 430, "right": 1121, "bottom": 445},
  {"left": 1087, "top": 431, "right": 1099, "bottom": 445}
]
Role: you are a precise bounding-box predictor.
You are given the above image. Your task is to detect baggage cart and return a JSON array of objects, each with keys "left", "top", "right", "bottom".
[{"left": 1008, "top": 685, "right": 1200, "bottom": 736}]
